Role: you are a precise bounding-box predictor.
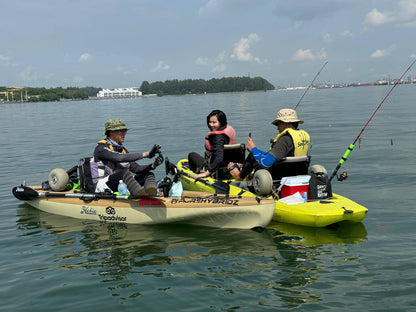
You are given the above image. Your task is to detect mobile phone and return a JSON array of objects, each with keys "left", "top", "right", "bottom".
[{"left": 249, "top": 132, "right": 251, "bottom": 138}]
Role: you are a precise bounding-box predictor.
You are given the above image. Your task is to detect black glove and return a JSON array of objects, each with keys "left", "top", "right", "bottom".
[
  {"left": 147, "top": 144, "right": 161, "bottom": 158},
  {"left": 150, "top": 155, "right": 164, "bottom": 170}
]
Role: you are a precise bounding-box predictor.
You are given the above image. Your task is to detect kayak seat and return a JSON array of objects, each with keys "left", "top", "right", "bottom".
[
  {"left": 215, "top": 143, "right": 246, "bottom": 180},
  {"left": 269, "top": 155, "right": 311, "bottom": 185}
]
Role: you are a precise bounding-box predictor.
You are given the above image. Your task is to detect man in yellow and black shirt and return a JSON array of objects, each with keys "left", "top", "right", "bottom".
[{"left": 229, "top": 108, "right": 310, "bottom": 181}]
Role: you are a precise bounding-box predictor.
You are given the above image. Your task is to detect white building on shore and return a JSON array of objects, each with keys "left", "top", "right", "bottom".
[{"left": 97, "top": 87, "right": 142, "bottom": 98}]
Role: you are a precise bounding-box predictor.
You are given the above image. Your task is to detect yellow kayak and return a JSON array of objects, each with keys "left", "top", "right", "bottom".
[{"left": 176, "top": 159, "right": 368, "bottom": 227}]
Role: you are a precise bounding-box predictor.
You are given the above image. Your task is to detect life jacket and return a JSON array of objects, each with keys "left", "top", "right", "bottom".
[
  {"left": 97, "top": 139, "right": 127, "bottom": 153},
  {"left": 268, "top": 128, "right": 310, "bottom": 180},
  {"left": 204, "top": 125, "right": 237, "bottom": 157},
  {"left": 91, "top": 139, "right": 128, "bottom": 184},
  {"left": 272, "top": 128, "right": 310, "bottom": 156}
]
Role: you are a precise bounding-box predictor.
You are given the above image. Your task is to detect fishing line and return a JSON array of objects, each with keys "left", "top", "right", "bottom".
[
  {"left": 329, "top": 58, "right": 416, "bottom": 182},
  {"left": 294, "top": 61, "right": 328, "bottom": 110}
]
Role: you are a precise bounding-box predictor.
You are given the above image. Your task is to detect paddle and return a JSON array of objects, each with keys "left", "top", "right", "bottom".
[
  {"left": 165, "top": 158, "right": 230, "bottom": 195},
  {"left": 13, "top": 185, "right": 131, "bottom": 201},
  {"left": 180, "top": 170, "right": 230, "bottom": 195}
]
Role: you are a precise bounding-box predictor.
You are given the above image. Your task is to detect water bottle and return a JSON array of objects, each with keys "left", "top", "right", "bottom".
[
  {"left": 301, "top": 192, "right": 307, "bottom": 203},
  {"left": 117, "top": 180, "right": 128, "bottom": 195}
]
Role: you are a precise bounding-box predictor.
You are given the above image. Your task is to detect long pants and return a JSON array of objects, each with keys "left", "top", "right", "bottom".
[{"left": 106, "top": 170, "right": 156, "bottom": 194}]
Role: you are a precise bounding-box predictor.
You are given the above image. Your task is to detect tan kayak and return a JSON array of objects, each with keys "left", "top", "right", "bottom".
[{"left": 12, "top": 185, "right": 275, "bottom": 229}]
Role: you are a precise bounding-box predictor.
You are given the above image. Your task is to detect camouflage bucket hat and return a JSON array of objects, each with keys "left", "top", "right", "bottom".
[{"left": 103, "top": 118, "right": 129, "bottom": 135}]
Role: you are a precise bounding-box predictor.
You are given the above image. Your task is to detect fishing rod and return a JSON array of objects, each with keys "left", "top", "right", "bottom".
[
  {"left": 294, "top": 61, "right": 328, "bottom": 110},
  {"left": 329, "top": 58, "right": 416, "bottom": 182}
]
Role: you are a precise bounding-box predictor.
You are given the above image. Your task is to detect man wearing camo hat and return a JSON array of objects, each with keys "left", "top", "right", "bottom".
[
  {"left": 92, "top": 118, "right": 163, "bottom": 196},
  {"left": 229, "top": 108, "right": 310, "bottom": 181}
]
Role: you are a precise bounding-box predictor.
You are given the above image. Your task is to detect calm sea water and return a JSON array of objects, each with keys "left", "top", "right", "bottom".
[{"left": 1, "top": 85, "right": 415, "bottom": 311}]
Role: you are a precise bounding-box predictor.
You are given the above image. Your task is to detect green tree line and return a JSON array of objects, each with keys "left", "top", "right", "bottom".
[
  {"left": 0, "top": 86, "right": 101, "bottom": 102},
  {"left": 139, "top": 76, "right": 275, "bottom": 96},
  {"left": 1, "top": 76, "right": 275, "bottom": 102}
]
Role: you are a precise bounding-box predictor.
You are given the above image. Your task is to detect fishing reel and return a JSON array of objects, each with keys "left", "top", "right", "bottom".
[{"left": 337, "top": 171, "right": 348, "bottom": 182}]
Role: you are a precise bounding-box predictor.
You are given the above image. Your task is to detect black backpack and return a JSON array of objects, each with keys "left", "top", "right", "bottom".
[
  {"left": 79, "top": 157, "right": 96, "bottom": 193},
  {"left": 309, "top": 170, "right": 332, "bottom": 200}
]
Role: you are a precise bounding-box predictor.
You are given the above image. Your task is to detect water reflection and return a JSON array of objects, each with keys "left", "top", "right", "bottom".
[
  {"left": 265, "top": 221, "right": 367, "bottom": 307},
  {"left": 16, "top": 205, "right": 367, "bottom": 309},
  {"left": 268, "top": 221, "right": 367, "bottom": 246}
]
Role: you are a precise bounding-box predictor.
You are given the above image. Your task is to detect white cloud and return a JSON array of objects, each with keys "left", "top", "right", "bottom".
[
  {"left": 340, "top": 30, "right": 353, "bottom": 37},
  {"left": 230, "top": 33, "right": 263, "bottom": 64},
  {"left": 292, "top": 48, "right": 326, "bottom": 61},
  {"left": 323, "top": 33, "right": 331, "bottom": 43},
  {"left": 0, "top": 54, "right": 10, "bottom": 61},
  {"left": 198, "top": 0, "right": 224, "bottom": 18},
  {"left": 196, "top": 34, "right": 263, "bottom": 72},
  {"left": 20, "top": 67, "right": 38, "bottom": 81},
  {"left": 196, "top": 51, "right": 226, "bottom": 66},
  {"left": 363, "top": 1, "right": 416, "bottom": 29},
  {"left": 212, "top": 63, "right": 227, "bottom": 72},
  {"left": 115, "top": 66, "right": 132, "bottom": 75},
  {"left": 79, "top": 53, "right": 92, "bottom": 62},
  {"left": 370, "top": 49, "right": 386, "bottom": 58},
  {"left": 152, "top": 61, "right": 170, "bottom": 72},
  {"left": 396, "top": 0, "right": 416, "bottom": 26},
  {"left": 196, "top": 56, "right": 210, "bottom": 66},
  {"left": 216, "top": 51, "right": 227, "bottom": 62},
  {"left": 293, "top": 49, "right": 314, "bottom": 60},
  {"left": 196, "top": 51, "right": 227, "bottom": 72},
  {"left": 370, "top": 44, "right": 396, "bottom": 58},
  {"left": 317, "top": 48, "right": 327, "bottom": 59},
  {"left": 198, "top": 0, "right": 267, "bottom": 18},
  {"left": 363, "top": 8, "right": 390, "bottom": 28}
]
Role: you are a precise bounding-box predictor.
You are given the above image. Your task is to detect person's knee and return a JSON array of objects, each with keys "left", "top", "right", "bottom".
[
  {"left": 144, "top": 173, "right": 157, "bottom": 196},
  {"left": 188, "top": 152, "right": 206, "bottom": 173}
]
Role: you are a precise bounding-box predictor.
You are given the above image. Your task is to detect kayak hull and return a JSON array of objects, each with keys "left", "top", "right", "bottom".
[
  {"left": 15, "top": 186, "right": 275, "bottom": 229},
  {"left": 177, "top": 159, "right": 368, "bottom": 227}
]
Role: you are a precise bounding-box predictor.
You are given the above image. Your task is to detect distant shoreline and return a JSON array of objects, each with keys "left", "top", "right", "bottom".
[{"left": 1, "top": 82, "right": 414, "bottom": 104}]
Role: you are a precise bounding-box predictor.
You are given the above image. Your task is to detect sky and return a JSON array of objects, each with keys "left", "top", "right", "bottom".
[{"left": 1, "top": 0, "right": 416, "bottom": 88}]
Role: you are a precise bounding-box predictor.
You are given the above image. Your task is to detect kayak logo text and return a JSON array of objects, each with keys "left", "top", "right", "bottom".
[
  {"left": 98, "top": 206, "right": 127, "bottom": 223},
  {"left": 171, "top": 197, "right": 239, "bottom": 205},
  {"left": 80, "top": 206, "right": 97, "bottom": 215}
]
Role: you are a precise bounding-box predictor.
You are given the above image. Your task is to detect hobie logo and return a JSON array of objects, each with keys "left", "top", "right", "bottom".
[{"left": 81, "top": 206, "right": 97, "bottom": 215}]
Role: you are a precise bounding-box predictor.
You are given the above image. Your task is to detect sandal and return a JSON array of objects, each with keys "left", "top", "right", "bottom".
[
  {"left": 227, "top": 162, "right": 244, "bottom": 181},
  {"left": 227, "top": 163, "right": 242, "bottom": 172}
]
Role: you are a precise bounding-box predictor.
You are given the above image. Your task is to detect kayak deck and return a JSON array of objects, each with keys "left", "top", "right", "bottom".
[
  {"left": 273, "top": 193, "right": 367, "bottom": 227},
  {"left": 176, "top": 159, "right": 368, "bottom": 227},
  {"left": 15, "top": 186, "right": 276, "bottom": 229}
]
